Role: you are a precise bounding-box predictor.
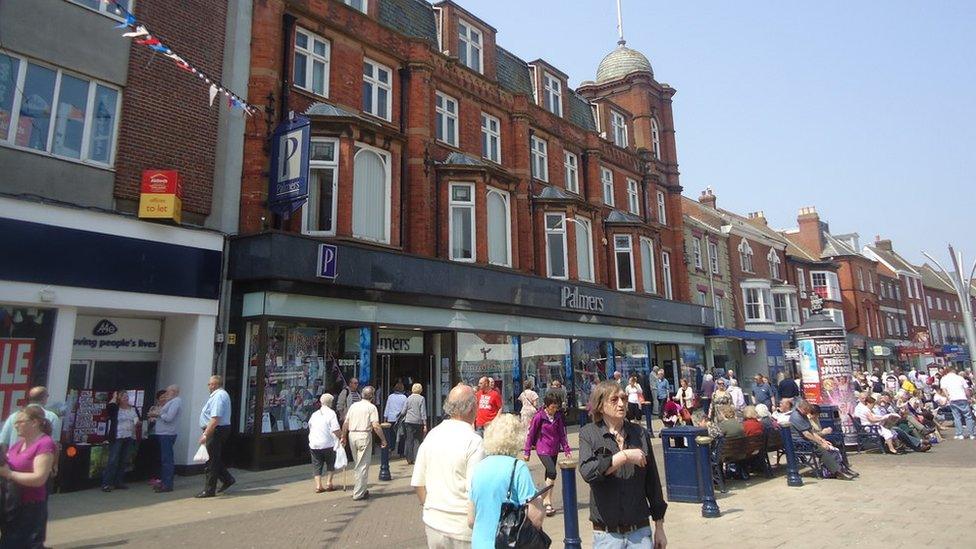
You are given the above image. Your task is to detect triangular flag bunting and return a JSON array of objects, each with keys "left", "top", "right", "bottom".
[
  {"left": 122, "top": 25, "right": 149, "bottom": 38},
  {"left": 208, "top": 84, "right": 219, "bottom": 106}
]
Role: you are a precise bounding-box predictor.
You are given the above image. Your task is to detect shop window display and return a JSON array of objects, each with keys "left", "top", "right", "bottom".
[
  {"left": 572, "top": 339, "right": 611, "bottom": 412},
  {"left": 521, "top": 336, "right": 570, "bottom": 400},
  {"left": 246, "top": 322, "right": 365, "bottom": 434},
  {"left": 614, "top": 340, "right": 652, "bottom": 391},
  {"left": 457, "top": 332, "right": 517, "bottom": 412},
  {"left": 0, "top": 306, "right": 56, "bottom": 421},
  {"left": 679, "top": 345, "right": 705, "bottom": 392}
]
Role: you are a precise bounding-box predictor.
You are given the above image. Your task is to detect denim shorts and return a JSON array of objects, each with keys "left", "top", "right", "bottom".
[{"left": 592, "top": 526, "right": 653, "bottom": 549}]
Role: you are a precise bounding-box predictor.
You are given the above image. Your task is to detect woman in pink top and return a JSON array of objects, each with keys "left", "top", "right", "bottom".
[
  {"left": 0, "top": 405, "right": 56, "bottom": 548},
  {"left": 523, "top": 393, "right": 572, "bottom": 517}
]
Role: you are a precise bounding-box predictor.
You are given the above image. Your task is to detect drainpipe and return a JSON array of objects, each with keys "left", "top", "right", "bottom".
[
  {"left": 398, "top": 67, "right": 410, "bottom": 249},
  {"left": 272, "top": 13, "right": 296, "bottom": 231}
]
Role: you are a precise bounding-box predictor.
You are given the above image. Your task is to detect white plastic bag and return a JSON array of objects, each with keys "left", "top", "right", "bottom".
[
  {"left": 333, "top": 445, "right": 348, "bottom": 470},
  {"left": 193, "top": 444, "right": 209, "bottom": 463}
]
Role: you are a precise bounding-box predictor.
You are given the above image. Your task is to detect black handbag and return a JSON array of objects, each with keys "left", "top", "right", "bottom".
[
  {"left": 495, "top": 458, "right": 551, "bottom": 549},
  {"left": 0, "top": 448, "right": 19, "bottom": 526}
]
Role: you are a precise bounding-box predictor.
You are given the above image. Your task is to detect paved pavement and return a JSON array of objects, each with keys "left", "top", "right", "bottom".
[{"left": 48, "top": 423, "right": 976, "bottom": 548}]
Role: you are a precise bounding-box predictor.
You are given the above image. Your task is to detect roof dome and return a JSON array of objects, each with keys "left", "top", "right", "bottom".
[{"left": 595, "top": 40, "right": 653, "bottom": 83}]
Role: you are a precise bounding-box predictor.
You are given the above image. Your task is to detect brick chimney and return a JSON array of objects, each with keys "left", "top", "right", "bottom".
[
  {"left": 796, "top": 206, "right": 824, "bottom": 256},
  {"left": 747, "top": 211, "right": 768, "bottom": 227},
  {"left": 874, "top": 235, "right": 893, "bottom": 252},
  {"left": 699, "top": 187, "right": 717, "bottom": 209}
]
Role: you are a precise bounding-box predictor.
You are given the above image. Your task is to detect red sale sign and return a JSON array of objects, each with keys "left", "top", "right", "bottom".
[{"left": 0, "top": 338, "right": 34, "bottom": 420}]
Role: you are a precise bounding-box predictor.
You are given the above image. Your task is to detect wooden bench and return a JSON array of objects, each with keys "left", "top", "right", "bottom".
[{"left": 710, "top": 432, "right": 768, "bottom": 492}]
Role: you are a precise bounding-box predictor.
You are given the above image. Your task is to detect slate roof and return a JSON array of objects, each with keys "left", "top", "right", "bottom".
[
  {"left": 534, "top": 186, "right": 578, "bottom": 200},
  {"left": 495, "top": 46, "right": 533, "bottom": 96},
  {"left": 305, "top": 102, "right": 361, "bottom": 118},
  {"left": 864, "top": 244, "right": 918, "bottom": 274},
  {"left": 439, "top": 151, "right": 491, "bottom": 166},
  {"left": 566, "top": 91, "right": 597, "bottom": 132},
  {"left": 605, "top": 209, "right": 644, "bottom": 224},
  {"left": 377, "top": 0, "right": 437, "bottom": 45},
  {"left": 918, "top": 264, "right": 955, "bottom": 293}
]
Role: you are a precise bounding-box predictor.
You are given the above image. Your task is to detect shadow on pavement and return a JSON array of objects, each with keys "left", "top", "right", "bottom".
[
  {"left": 223, "top": 488, "right": 279, "bottom": 497},
  {"left": 67, "top": 541, "right": 129, "bottom": 549}
]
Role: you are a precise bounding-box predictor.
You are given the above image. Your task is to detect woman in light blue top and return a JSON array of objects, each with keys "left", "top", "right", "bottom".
[{"left": 468, "top": 414, "right": 545, "bottom": 549}]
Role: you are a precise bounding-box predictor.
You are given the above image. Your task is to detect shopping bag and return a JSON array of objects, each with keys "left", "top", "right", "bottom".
[
  {"left": 333, "top": 445, "right": 348, "bottom": 470},
  {"left": 193, "top": 444, "right": 209, "bottom": 463}
]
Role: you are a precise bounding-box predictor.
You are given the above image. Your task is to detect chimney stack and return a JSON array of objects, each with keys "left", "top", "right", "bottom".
[
  {"left": 747, "top": 211, "right": 768, "bottom": 227},
  {"left": 796, "top": 206, "right": 824, "bottom": 256},
  {"left": 874, "top": 235, "right": 893, "bottom": 252},
  {"left": 699, "top": 187, "right": 717, "bottom": 209}
]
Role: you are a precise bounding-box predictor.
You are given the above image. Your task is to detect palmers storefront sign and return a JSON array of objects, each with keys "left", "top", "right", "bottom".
[{"left": 560, "top": 286, "right": 605, "bottom": 313}]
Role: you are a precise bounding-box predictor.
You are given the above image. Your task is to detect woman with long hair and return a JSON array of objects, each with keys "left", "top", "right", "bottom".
[{"left": 101, "top": 390, "right": 140, "bottom": 492}]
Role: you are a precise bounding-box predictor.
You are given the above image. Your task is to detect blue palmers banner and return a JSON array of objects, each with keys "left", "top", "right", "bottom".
[
  {"left": 268, "top": 115, "right": 311, "bottom": 215},
  {"left": 102, "top": 0, "right": 254, "bottom": 114}
]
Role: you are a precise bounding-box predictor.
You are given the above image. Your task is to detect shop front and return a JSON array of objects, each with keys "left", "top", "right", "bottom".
[
  {"left": 226, "top": 232, "right": 713, "bottom": 468},
  {"left": 706, "top": 328, "right": 789, "bottom": 394},
  {"left": 867, "top": 341, "right": 897, "bottom": 372},
  {"left": 0, "top": 197, "right": 223, "bottom": 491}
]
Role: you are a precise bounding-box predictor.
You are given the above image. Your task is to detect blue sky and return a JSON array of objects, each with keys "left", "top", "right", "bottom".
[{"left": 470, "top": 0, "right": 976, "bottom": 268}]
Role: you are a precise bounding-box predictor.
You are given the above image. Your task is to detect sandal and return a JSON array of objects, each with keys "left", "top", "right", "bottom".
[
  {"left": 324, "top": 486, "right": 336, "bottom": 492},
  {"left": 315, "top": 487, "right": 326, "bottom": 493},
  {"left": 544, "top": 504, "right": 555, "bottom": 517}
]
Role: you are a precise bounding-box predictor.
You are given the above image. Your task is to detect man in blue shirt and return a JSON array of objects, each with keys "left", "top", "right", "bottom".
[
  {"left": 196, "top": 375, "right": 235, "bottom": 498},
  {"left": 654, "top": 371, "right": 672, "bottom": 420},
  {"left": 751, "top": 374, "right": 774, "bottom": 410}
]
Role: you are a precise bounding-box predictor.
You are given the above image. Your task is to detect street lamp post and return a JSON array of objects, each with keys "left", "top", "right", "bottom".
[{"left": 922, "top": 245, "right": 976, "bottom": 371}]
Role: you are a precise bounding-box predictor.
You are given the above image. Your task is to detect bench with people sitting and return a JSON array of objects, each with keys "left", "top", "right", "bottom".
[{"left": 704, "top": 404, "right": 786, "bottom": 492}]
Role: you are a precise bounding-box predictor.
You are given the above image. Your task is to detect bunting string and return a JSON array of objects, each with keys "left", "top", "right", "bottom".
[{"left": 103, "top": 0, "right": 255, "bottom": 115}]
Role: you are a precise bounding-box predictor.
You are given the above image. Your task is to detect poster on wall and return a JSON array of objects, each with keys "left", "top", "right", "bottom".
[
  {"left": 813, "top": 337, "right": 857, "bottom": 444},
  {"left": 0, "top": 338, "right": 34, "bottom": 420},
  {"left": 70, "top": 390, "right": 112, "bottom": 445}
]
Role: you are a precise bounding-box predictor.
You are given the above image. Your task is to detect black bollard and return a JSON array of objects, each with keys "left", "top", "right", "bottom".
[
  {"left": 780, "top": 429, "right": 803, "bottom": 487},
  {"left": 379, "top": 422, "right": 392, "bottom": 481}
]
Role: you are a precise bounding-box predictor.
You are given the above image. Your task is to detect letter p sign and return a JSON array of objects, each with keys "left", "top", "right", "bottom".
[
  {"left": 277, "top": 129, "right": 304, "bottom": 185},
  {"left": 317, "top": 244, "right": 338, "bottom": 279}
]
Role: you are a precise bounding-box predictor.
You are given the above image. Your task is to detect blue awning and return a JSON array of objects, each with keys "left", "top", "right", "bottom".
[{"left": 707, "top": 328, "right": 791, "bottom": 341}]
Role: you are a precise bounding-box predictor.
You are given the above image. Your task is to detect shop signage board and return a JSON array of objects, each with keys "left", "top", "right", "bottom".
[
  {"left": 316, "top": 244, "right": 338, "bottom": 279},
  {"left": 560, "top": 286, "right": 605, "bottom": 313},
  {"left": 0, "top": 338, "right": 34, "bottom": 419},
  {"left": 137, "top": 170, "right": 183, "bottom": 223},
  {"left": 72, "top": 316, "right": 162, "bottom": 355},
  {"left": 268, "top": 114, "right": 311, "bottom": 215}
]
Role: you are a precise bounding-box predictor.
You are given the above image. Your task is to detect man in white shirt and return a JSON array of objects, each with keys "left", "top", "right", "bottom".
[
  {"left": 412, "top": 383, "right": 484, "bottom": 548},
  {"left": 853, "top": 394, "right": 899, "bottom": 453},
  {"left": 771, "top": 398, "right": 794, "bottom": 426},
  {"left": 308, "top": 393, "right": 341, "bottom": 493},
  {"left": 340, "top": 386, "right": 387, "bottom": 501},
  {"left": 727, "top": 379, "right": 746, "bottom": 411},
  {"left": 939, "top": 366, "right": 974, "bottom": 439}
]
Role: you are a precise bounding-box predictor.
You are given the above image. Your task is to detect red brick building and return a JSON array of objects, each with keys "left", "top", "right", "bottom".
[{"left": 227, "top": 0, "right": 712, "bottom": 468}]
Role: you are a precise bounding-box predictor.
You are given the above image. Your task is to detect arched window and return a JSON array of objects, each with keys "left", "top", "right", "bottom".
[
  {"left": 739, "top": 239, "right": 754, "bottom": 273},
  {"left": 650, "top": 118, "right": 662, "bottom": 160},
  {"left": 486, "top": 188, "right": 511, "bottom": 266},
  {"left": 352, "top": 147, "right": 390, "bottom": 243}
]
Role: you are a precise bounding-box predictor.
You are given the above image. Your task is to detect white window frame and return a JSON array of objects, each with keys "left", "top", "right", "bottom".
[
  {"left": 0, "top": 52, "right": 122, "bottom": 167},
  {"left": 486, "top": 186, "right": 512, "bottom": 267},
  {"left": 772, "top": 290, "right": 799, "bottom": 325},
  {"left": 362, "top": 58, "right": 392, "bottom": 121},
  {"left": 543, "top": 72, "right": 562, "bottom": 116},
  {"left": 302, "top": 137, "right": 340, "bottom": 236},
  {"left": 905, "top": 276, "right": 914, "bottom": 298},
  {"left": 797, "top": 268, "right": 806, "bottom": 293},
  {"left": 824, "top": 308, "right": 845, "bottom": 328},
  {"left": 351, "top": 143, "right": 392, "bottom": 244},
  {"left": 713, "top": 294, "right": 726, "bottom": 328},
  {"left": 575, "top": 217, "right": 595, "bottom": 283},
  {"left": 926, "top": 295, "right": 933, "bottom": 309},
  {"left": 435, "top": 91, "right": 459, "bottom": 147},
  {"left": 343, "top": 0, "right": 367, "bottom": 13},
  {"left": 656, "top": 190, "right": 667, "bottom": 224},
  {"left": 811, "top": 271, "right": 841, "bottom": 301},
  {"left": 742, "top": 284, "right": 773, "bottom": 323},
  {"left": 449, "top": 183, "right": 476, "bottom": 262},
  {"left": 68, "top": 0, "right": 133, "bottom": 20},
  {"left": 708, "top": 241, "right": 720, "bottom": 274},
  {"left": 650, "top": 117, "right": 662, "bottom": 159},
  {"left": 530, "top": 135, "right": 549, "bottom": 182},
  {"left": 601, "top": 167, "right": 615, "bottom": 206},
  {"left": 614, "top": 235, "right": 635, "bottom": 292},
  {"left": 563, "top": 151, "right": 579, "bottom": 194},
  {"left": 611, "top": 110, "right": 628, "bottom": 148},
  {"left": 767, "top": 249, "right": 781, "bottom": 280},
  {"left": 662, "top": 250, "right": 673, "bottom": 299},
  {"left": 739, "top": 239, "right": 754, "bottom": 273},
  {"left": 692, "top": 238, "right": 703, "bottom": 270},
  {"left": 545, "top": 213, "right": 569, "bottom": 280},
  {"left": 481, "top": 112, "right": 501, "bottom": 163},
  {"left": 458, "top": 19, "right": 483, "bottom": 74},
  {"left": 294, "top": 28, "right": 330, "bottom": 97},
  {"left": 640, "top": 237, "right": 657, "bottom": 294},
  {"left": 626, "top": 178, "right": 640, "bottom": 215},
  {"left": 857, "top": 268, "right": 865, "bottom": 291}
]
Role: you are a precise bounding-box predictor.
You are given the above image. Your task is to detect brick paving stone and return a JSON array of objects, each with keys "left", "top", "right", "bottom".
[{"left": 47, "top": 427, "right": 976, "bottom": 548}]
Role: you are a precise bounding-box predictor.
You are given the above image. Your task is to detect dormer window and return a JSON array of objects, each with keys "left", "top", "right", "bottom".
[
  {"left": 543, "top": 72, "right": 562, "bottom": 116},
  {"left": 739, "top": 239, "right": 754, "bottom": 273},
  {"left": 458, "top": 20, "right": 483, "bottom": 73},
  {"left": 611, "top": 110, "right": 628, "bottom": 148}
]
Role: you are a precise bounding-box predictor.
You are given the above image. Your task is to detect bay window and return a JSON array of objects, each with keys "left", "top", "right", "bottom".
[
  {"left": 303, "top": 138, "right": 339, "bottom": 235},
  {"left": 743, "top": 284, "right": 773, "bottom": 323},
  {"left": 545, "top": 213, "right": 568, "bottom": 279},
  {"left": 811, "top": 271, "right": 841, "bottom": 301},
  {"left": 615, "top": 235, "right": 635, "bottom": 291},
  {"left": 449, "top": 183, "right": 475, "bottom": 261}
]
